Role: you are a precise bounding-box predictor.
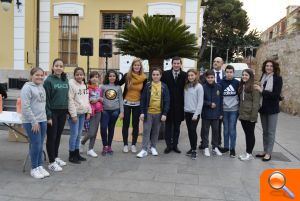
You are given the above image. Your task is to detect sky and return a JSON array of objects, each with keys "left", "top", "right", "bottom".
[{"left": 240, "top": 0, "right": 300, "bottom": 32}]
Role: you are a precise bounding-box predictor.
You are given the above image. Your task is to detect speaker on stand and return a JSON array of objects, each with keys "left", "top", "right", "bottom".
[
  {"left": 99, "top": 39, "right": 112, "bottom": 73},
  {"left": 80, "top": 38, "right": 93, "bottom": 78}
]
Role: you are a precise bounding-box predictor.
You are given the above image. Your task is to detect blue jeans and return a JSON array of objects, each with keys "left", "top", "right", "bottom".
[
  {"left": 223, "top": 111, "right": 238, "bottom": 150},
  {"left": 68, "top": 114, "right": 85, "bottom": 151},
  {"left": 23, "top": 122, "right": 47, "bottom": 169},
  {"left": 100, "top": 109, "right": 120, "bottom": 146}
]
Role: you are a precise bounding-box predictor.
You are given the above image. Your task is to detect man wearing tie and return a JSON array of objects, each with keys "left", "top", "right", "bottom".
[
  {"left": 213, "top": 57, "right": 225, "bottom": 149},
  {"left": 162, "top": 56, "right": 187, "bottom": 154}
]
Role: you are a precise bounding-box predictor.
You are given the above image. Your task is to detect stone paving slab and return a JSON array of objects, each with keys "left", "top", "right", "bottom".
[{"left": 0, "top": 113, "right": 299, "bottom": 201}]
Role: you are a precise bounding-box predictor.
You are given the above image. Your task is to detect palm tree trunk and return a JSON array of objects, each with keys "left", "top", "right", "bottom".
[
  {"left": 148, "top": 58, "right": 164, "bottom": 72},
  {"left": 198, "top": 38, "right": 208, "bottom": 61}
]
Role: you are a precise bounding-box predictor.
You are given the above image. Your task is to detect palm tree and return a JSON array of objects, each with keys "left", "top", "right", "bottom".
[{"left": 115, "top": 14, "right": 198, "bottom": 71}]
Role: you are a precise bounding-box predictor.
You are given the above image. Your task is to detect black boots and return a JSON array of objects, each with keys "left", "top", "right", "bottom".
[
  {"left": 69, "top": 151, "right": 80, "bottom": 164},
  {"left": 75, "top": 149, "right": 86, "bottom": 161},
  {"left": 69, "top": 149, "right": 86, "bottom": 164}
]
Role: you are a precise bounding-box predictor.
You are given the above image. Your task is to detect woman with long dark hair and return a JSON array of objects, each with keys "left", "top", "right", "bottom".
[
  {"left": 254, "top": 60, "right": 283, "bottom": 161},
  {"left": 100, "top": 70, "right": 124, "bottom": 156},
  {"left": 44, "top": 58, "right": 69, "bottom": 171},
  {"left": 238, "top": 69, "right": 260, "bottom": 161}
]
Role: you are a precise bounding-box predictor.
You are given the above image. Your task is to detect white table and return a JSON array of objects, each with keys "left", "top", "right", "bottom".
[
  {"left": 0, "top": 111, "right": 22, "bottom": 124},
  {"left": 0, "top": 111, "right": 46, "bottom": 172}
]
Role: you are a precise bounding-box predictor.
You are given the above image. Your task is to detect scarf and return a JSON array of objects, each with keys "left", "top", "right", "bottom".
[
  {"left": 260, "top": 73, "right": 274, "bottom": 92},
  {"left": 128, "top": 72, "right": 146, "bottom": 88},
  {"left": 88, "top": 84, "right": 98, "bottom": 90}
]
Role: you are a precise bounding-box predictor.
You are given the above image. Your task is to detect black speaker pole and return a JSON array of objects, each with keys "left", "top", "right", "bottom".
[
  {"left": 87, "top": 56, "right": 90, "bottom": 79},
  {"left": 105, "top": 56, "right": 108, "bottom": 73}
]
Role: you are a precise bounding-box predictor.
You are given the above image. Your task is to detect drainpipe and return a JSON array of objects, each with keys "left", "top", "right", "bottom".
[{"left": 35, "top": 0, "right": 40, "bottom": 67}]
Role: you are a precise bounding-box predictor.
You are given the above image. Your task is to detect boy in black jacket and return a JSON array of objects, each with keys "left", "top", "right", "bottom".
[{"left": 200, "top": 70, "right": 223, "bottom": 157}]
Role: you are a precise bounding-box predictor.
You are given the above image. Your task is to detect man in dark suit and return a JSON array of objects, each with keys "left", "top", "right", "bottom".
[
  {"left": 213, "top": 57, "right": 225, "bottom": 149},
  {"left": 161, "top": 56, "right": 187, "bottom": 154}
]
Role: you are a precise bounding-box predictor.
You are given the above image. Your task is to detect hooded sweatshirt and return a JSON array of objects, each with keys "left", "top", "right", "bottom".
[
  {"left": 43, "top": 74, "right": 69, "bottom": 119},
  {"left": 68, "top": 79, "right": 92, "bottom": 117},
  {"left": 21, "top": 82, "right": 47, "bottom": 125},
  {"left": 220, "top": 78, "right": 240, "bottom": 112}
]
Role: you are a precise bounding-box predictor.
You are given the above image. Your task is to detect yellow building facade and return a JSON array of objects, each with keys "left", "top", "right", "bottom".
[{"left": 0, "top": 0, "right": 203, "bottom": 80}]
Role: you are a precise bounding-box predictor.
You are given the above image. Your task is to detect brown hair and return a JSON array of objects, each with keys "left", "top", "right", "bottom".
[
  {"left": 205, "top": 69, "right": 215, "bottom": 77},
  {"left": 88, "top": 71, "right": 100, "bottom": 85},
  {"left": 126, "top": 58, "right": 145, "bottom": 88},
  {"left": 238, "top": 69, "right": 255, "bottom": 94},
  {"left": 171, "top": 56, "right": 182, "bottom": 64},
  {"left": 52, "top": 58, "right": 67, "bottom": 81},
  {"left": 151, "top": 67, "right": 163, "bottom": 75},
  {"left": 73, "top": 67, "right": 86, "bottom": 85},
  {"left": 30, "top": 67, "right": 44, "bottom": 76},
  {"left": 104, "top": 70, "right": 119, "bottom": 85},
  {"left": 261, "top": 59, "right": 280, "bottom": 76},
  {"left": 185, "top": 69, "right": 199, "bottom": 89}
]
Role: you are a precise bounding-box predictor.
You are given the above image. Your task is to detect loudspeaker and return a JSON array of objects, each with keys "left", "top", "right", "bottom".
[
  {"left": 80, "top": 38, "right": 93, "bottom": 56},
  {"left": 99, "top": 39, "right": 112, "bottom": 57}
]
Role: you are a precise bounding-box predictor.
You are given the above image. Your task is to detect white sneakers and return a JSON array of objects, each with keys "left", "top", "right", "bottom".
[
  {"left": 150, "top": 147, "right": 158, "bottom": 156},
  {"left": 31, "top": 168, "right": 44, "bottom": 179},
  {"left": 48, "top": 161, "right": 63, "bottom": 172},
  {"left": 87, "top": 149, "right": 98, "bottom": 158},
  {"left": 239, "top": 153, "right": 254, "bottom": 161},
  {"left": 204, "top": 148, "right": 210, "bottom": 157},
  {"left": 137, "top": 149, "right": 148, "bottom": 158},
  {"left": 55, "top": 158, "right": 67, "bottom": 166},
  {"left": 38, "top": 166, "right": 50, "bottom": 177},
  {"left": 123, "top": 145, "right": 137, "bottom": 153},
  {"left": 123, "top": 145, "right": 129, "bottom": 153},
  {"left": 30, "top": 166, "right": 50, "bottom": 179},
  {"left": 137, "top": 147, "right": 158, "bottom": 158},
  {"left": 203, "top": 148, "right": 222, "bottom": 157},
  {"left": 131, "top": 145, "right": 137, "bottom": 153},
  {"left": 212, "top": 147, "right": 222, "bottom": 156}
]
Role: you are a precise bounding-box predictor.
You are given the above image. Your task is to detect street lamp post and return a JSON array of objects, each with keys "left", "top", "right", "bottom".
[
  {"left": 1, "top": 0, "right": 22, "bottom": 11},
  {"left": 1, "top": 0, "right": 12, "bottom": 11},
  {"left": 208, "top": 41, "right": 214, "bottom": 69},
  {"left": 226, "top": 48, "right": 229, "bottom": 64}
]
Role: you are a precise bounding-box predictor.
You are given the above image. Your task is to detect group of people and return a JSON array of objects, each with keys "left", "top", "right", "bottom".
[{"left": 20, "top": 56, "right": 283, "bottom": 179}]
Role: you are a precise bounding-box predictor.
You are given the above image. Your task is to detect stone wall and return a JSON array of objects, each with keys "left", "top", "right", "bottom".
[{"left": 255, "top": 31, "right": 300, "bottom": 115}]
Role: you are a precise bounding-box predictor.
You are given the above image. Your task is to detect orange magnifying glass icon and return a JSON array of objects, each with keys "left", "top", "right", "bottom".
[{"left": 268, "top": 171, "right": 295, "bottom": 199}]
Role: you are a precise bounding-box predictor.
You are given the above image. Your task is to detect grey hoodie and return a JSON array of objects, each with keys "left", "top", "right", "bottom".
[{"left": 21, "top": 82, "right": 47, "bottom": 125}]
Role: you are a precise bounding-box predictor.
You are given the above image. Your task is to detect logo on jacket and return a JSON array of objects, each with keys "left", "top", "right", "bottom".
[
  {"left": 105, "top": 89, "right": 117, "bottom": 100},
  {"left": 216, "top": 90, "right": 220, "bottom": 96},
  {"left": 224, "top": 85, "right": 237, "bottom": 95}
]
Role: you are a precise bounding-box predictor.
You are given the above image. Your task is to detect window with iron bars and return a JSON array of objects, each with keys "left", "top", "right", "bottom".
[
  {"left": 59, "top": 14, "right": 79, "bottom": 66},
  {"left": 102, "top": 13, "right": 132, "bottom": 30}
]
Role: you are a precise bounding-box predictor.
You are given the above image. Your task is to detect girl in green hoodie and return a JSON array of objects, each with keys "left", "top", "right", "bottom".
[{"left": 44, "top": 58, "right": 69, "bottom": 172}]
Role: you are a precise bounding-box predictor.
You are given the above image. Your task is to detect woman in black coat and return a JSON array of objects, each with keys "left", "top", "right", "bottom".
[{"left": 254, "top": 60, "right": 283, "bottom": 162}]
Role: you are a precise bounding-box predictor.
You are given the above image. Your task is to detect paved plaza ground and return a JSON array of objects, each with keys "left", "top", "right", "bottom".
[{"left": 0, "top": 112, "right": 299, "bottom": 201}]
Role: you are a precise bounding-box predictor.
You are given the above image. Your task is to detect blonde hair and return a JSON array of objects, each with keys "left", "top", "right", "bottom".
[{"left": 126, "top": 58, "right": 145, "bottom": 88}]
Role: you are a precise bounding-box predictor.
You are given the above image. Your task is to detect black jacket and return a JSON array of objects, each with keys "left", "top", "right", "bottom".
[
  {"left": 140, "top": 82, "right": 170, "bottom": 120},
  {"left": 259, "top": 75, "right": 283, "bottom": 114},
  {"left": 0, "top": 84, "right": 7, "bottom": 99},
  {"left": 161, "top": 69, "right": 187, "bottom": 122},
  {"left": 201, "top": 83, "right": 223, "bottom": 119},
  {"left": 119, "top": 73, "right": 147, "bottom": 99}
]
